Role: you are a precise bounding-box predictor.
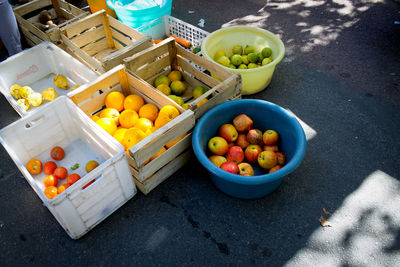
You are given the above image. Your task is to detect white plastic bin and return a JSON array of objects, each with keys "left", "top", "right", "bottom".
[
  {"left": 0, "top": 42, "right": 98, "bottom": 117},
  {"left": 0, "top": 96, "right": 136, "bottom": 239}
]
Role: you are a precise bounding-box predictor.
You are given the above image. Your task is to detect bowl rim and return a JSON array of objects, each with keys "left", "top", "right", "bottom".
[
  {"left": 201, "top": 25, "right": 286, "bottom": 73},
  {"left": 192, "top": 99, "right": 306, "bottom": 185}
]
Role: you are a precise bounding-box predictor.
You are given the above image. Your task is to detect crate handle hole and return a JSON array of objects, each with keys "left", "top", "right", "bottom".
[{"left": 25, "top": 115, "right": 45, "bottom": 129}]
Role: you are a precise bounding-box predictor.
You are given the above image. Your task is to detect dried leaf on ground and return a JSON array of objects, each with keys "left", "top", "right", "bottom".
[
  {"left": 322, "top": 208, "right": 331, "bottom": 215},
  {"left": 319, "top": 216, "right": 332, "bottom": 227}
]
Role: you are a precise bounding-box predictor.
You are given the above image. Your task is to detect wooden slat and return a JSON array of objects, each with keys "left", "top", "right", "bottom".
[
  {"left": 135, "top": 55, "right": 170, "bottom": 81},
  {"left": 117, "top": 68, "right": 130, "bottom": 95},
  {"left": 59, "top": 0, "right": 85, "bottom": 15},
  {"left": 15, "top": 13, "right": 49, "bottom": 43},
  {"left": 177, "top": 55, "right": 220, "bottom": 88},
  {"left": 13, "top": 0, "right": 51, "bottom": 16},
  {"left": 101, "top": 12, "right": 114, "bottom": 49},
  {"left": 51, "top": 0, "right": 63, "bottom": 18},
  {"left": 71, "top": 26, "right": 105, "bottom": 48},
  {"left": 123, "top": 38, "right": 173, "bottom": 73},
  {"left": 111, "top": 28, "right": 132, "bottom": 47},
  {"left": 64, "top": 11, "right": 103, "bottom": 38},
  {"left": 108, "top": 15, "right": 144, "bottom": 40},
  {"left": 82, "top": 38, "right": 108, "bottom": 56},
  {"left": 61, "top": 33, "right": 104, "bottom": 73},
  {"left": 94, "top": 48, "right": 117, "bottom": 60},
  {"left": 102, "top": 36, "right": 152, "bottom": 71},
  {"left": 113, "top": 39, "right": 124, "bottom": 50}
]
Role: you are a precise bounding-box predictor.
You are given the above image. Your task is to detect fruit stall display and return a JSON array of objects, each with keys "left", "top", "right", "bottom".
[
  {"left": 60, "top": 10, "right": 153, "bottom": 74},
  {"left": 13, "top": 0, "right": 89, "bottom": 46},
  {"left": 0, "top": 96, "right": 136, "bottom": 239},
  {"left": 68, "top": 65, "right": 196, "bottom": 195},
  {"left": 0, "top": 42, "right": 98, "bottom": 116},
  {"left": 123, "top": 37, "right": 242, "bottom": 119}
]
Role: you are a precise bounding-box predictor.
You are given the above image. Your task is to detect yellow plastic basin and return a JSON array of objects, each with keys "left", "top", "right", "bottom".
[{"left": 201, "top": 26, "right": 285, "bottom": 95}]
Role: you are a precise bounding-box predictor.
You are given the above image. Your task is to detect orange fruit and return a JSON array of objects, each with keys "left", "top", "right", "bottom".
[
  {"left": 57, "top": 183, "right": 70, "bottom": 194},
  {"left": 122, "top": 127, "right": 147, "bottom": 150},
  {"left": 113, "top": 128, "right": 128, "bottom": 148},
  {"left": 165, "top": 134, "right": 187, "bottom": 149},
  {"left": 144, "top": 128, "right": 154, "bottom": 136},
  {"left": 197, "top": 98, "right": 208, "bottom": 107},
  {"left": 26, "top": 158, "right": 42, "bottom": 175},
  {"left": 44, "top": 186, "right": 58, "bottom": 199},
  {"left": 168, "top": 70, "right": 182, "bottom": 82},
  {"left": 139, "top": 103, "right": 159, "bottom": 122},
  {"left": 119, "top": 109, "right": 139, "bottom": 129},
  {"left": 134, "top": 118, "right": 153, "bottom": 133},
  {"left": 124, "top": 94, "right": 144, "bottom": 112},
  {"left": 150, "top": 147, "right": 167, "bottom": 161},
  {"left": 96, "top": 117, "right": 117, "bottom": 136},
  {"left": 155, "top": 105, "right": 180, "bottom": 128},
  {"left": 90, "top": 114, "right": 100, "bottom": 122},
  {"left": 99, "top": 108, "right": 120, "bottom": 125},
  {"left": 43, "top": 175, "right": 58, "bottom": 187},
  {"left": 105, "top": 91, "right": 125, "bottom": 112}
]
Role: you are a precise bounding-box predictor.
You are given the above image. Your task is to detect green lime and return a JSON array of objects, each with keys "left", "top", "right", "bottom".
[
  {"left": 262, "top": 57, "right": 272, "bottom": 66},
  {"left": 216, "top": 56, "right": 231, "bottom": 67},
  {"left": 170, "top": 80, "right": 186, "bottom": 96},
  {"left": 192, "top": 86, "right": 208, "bottom": 99},
  {"left": 243, "top": 45, "right": 255, "bottom": 55},
  {"left": 230, "top": 54, "right": 243, "bottom": 66},
  {"left": 248, "top": 63, "right": 259, "bottom": 69},
  {"left": 238, "top": 64, "right": 248, "bottom": 69},
  {"left": 228, "top": 64, "right": 236, "bottom": 69},
  {"left": 241, "top": 55, "right": 249, "bottom": 65},
  {"left": 232, "top": 45, "right": 243, "bottom": 55},
  {"left": 257, "top": 52, "right": 264, "bottom": 63},
  {"left": 247, "top": 53, "right": 258, "bottom": 63},
  {"left": 262, "top": 47, "right": 272, "bottom": 58},
  {"left": 154, "top": 75, "right": 170, "bottom": 87}
]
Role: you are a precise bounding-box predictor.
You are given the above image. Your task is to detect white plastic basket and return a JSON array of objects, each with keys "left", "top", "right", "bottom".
[
  {"left": 137, "top": 15, "right": 210, "bottom": 49},
  {"left": 0, "top": 96, "right": 136, "bottom": 239},
  {"left": 0, "top": 42, "right": 99, "bottom": 117}
]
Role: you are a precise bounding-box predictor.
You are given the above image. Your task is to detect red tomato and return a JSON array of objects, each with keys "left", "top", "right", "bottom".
[
  {"left": 67, "top": 173, "right": 81, "bottom": 185},
  {"left": 50, "top": 146, "right": 65, "bottom": 161},
  {"left": 43, "top": 175, "right": 58, "bottom": 187},
  {"left": 43, "top": 161, "right": 57, "bottom": 175},
  {"left": 54, "top": 167, "right": 68, "bottom": 180},
  {"left": 26, "top": 158, "right": 42, "bottom": 175},
  {"left": 57, "top": 183, "right": 70, "bottom": 194}
]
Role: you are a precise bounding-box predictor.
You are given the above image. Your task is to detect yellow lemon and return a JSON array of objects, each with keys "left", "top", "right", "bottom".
[
  {"left": 53, "top": 74, "right": 69, "bottom": 89},
  {"left": 96, "top": 117, "right": 117, "bottom": 136},
  {"left": 99, "top": 107, "right": 120, "bottom": 125},
  {"left": 9, "top": 84, "right": 22, "bottom": 99},
  {"left": 156, "top": 84, "right": 171, "bottom": 95},
  {"left": 26, "top": 92, "right": 43, "bottom": 107},
  {"left": 17, "top": 99, "right": 29, "bottom": 111},
  {"left": 134, "top": 117, "right": 153, "bottom": 133},
  {"left": 113, "top": 128, "right": 128, "bottom": 148},
  {"left": 19, "top": 86, "right": 34, "bottom": 99}
]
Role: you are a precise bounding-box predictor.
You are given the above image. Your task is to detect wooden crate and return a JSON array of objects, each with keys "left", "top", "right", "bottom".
[
  {"left": 69, "top": 65, "right": 196, "bottom": 194},
  {"left": 13, "top": 0, "right": 88, "bottom": 47},
  {"left": 60, "top": 10, "right": 153, "bottom": 74},
  {"left": 123, "top": 37, "right": 242, "bottom": 119}
]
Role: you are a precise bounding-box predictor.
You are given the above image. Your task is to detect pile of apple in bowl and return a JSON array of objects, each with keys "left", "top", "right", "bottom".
[{"left": 192, "top": 99, "right": 306, "bottom": 199}]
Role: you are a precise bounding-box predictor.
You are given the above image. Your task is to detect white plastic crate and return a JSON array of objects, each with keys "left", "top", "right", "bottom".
[
  {"left": 0, "top": 96, "right": 136, "bottom": 239},
  {"left": 0, "top": 42, "right": 98, "bottom": 117},
  {"left": 137, "top": 15, "right": 210, "bottom": 49}
]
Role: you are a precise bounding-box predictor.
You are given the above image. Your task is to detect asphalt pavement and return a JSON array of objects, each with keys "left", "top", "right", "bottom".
[{"left": 0, "top": 0, "right": 399, "bottom": 266}]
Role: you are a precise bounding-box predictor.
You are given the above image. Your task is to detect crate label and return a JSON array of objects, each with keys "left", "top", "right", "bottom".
[{"left": 16, "top": 64, "right": 39, "bottom": 81}]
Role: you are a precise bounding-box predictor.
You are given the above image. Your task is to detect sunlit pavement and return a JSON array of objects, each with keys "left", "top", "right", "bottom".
[{"left": 0, "top": 0, "right": 399, "bottom": 265}]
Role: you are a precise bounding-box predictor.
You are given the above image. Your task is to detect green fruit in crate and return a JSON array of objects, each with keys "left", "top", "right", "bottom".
[
  {"left": 241, "top": 55, "right": 249, "bottom": 65},
  {"left": 168, "top": 95, "right": 184, "bottom": 106},
  {"left": 156, "top": 84, "right": 171, "bottom": 95},
  {"left": 154, "top": 75, "right": 170, "bottom": 87},
  {"left": 192, "top": 86, "right": 208, "bottom": 99},
  {"left": 19, "top": 86, "right": 34, "bottom": 99},
  {"left": 232, "top": 45, "right": 243, "bottom": 55},
  {"left": 170, "top": 81, "right": 186, "bottom": 96},
  {"left": 215, "top": 56, "right": 230, "bottom": 67},
  {"left": 247, "top": 53, "right": 258, "bottom": 63},
  {"left": 248, "top": 63, "right": 259, "bottom": 69},
  {"left": 238, "top": 64, "right": 248, "bottom": 69},
  {"left": 230, "top": 54, "right": 243, "bottom": 66},
  {"left": 262, "top": 47, "right": 272, "bottom": 58},
  {"left": 9, "top": 84, "right": 22, "bottom": 100},
  {"left": 26, "top": 92, "right": 43, "bottom": 107},
  {"left": 262, "top": 57, "right": 273, "bottom": 66},
  {"left": 182, "top": 103, "right": 189, "bottom": 110},
  {"left": 17, "top": 99, "right": 29, "bottom": 111},
  {"left": 243, "top": 45, "right": 255, "bottom": 55}
]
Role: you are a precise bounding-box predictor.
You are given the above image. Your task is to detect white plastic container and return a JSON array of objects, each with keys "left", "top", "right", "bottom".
[
  {"left": 137, "top": 15, "right": 210, "bottom": 49},
  {"left": 0, "top": 42, "right": 98, "bottom": 117},
  {"left": 0, "top": 96, "right": 136, "bottom": 239}
]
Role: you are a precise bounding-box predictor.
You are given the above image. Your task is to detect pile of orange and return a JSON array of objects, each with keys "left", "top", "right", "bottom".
[{"left": 92, "top": 91, "right": 184, "bottom": 162}]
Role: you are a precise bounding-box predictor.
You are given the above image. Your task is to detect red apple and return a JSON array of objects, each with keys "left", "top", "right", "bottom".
[
  {"left": 208, "top": 136, "right": 229, "bottom": 156},
  {"left": 226, "top": 146, "right": 244, "bottom": 164},
  {"left": 233, "top": 114, "right": 253, "bottom": 132},
  {"left": 235, "top": 133, "right": 250, "bottom": 150},
  {"left": 257, "top": 150, "right": 278, "bottom": 169},
  {"left": 263, "top": 130, "right": 279, "bottom": 145},
  {"left": 208, "top": 155, "right": 227, "bottom": 167},
  {"left": 244, "top": 144, "right": 262, "bottom": 163},
  {"left": 247, "top": 129, "right": 263, "bottom": 145},
  {"left": 220, "top": 161, "right": 239, "bottom": 174},
  {"left": 238, "top": 162, "right": 254, "bottom": 176},
  {"left": 263, "top": 145, "right": 278, "bottom": 152},
  {"left": 269, "top": 165, "right": 282, "bottom": 173},
  {"left": 276, "top": 152, "right": 286, "bottom": 166},
  {"left": 218, "top": 123, "right": 238, "bottom": 142}
]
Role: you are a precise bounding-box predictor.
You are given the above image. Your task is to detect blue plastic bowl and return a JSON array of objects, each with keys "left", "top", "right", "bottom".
[
  {"left": 107, "top": 0, "right": 173, "bottom": 29},
  {"left": 192, "top": 99, "right": 306, "bottom": 199}
]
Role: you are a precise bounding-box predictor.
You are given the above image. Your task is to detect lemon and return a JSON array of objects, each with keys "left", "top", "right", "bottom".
[
  {"left": 170, "top": 81, "right": 186, "bottom": 96},
  {"left": 26, "top": 92, "right": 43, "bottom": 107},
  {"left": 19, "top": 86, "right": 34, "bottom": 99},
  {"left": 214, "top": 50, "right": 226, "bottom": 60},
  {"left": 238, "top": 64, "right": 247, "bottom": 69},
  {"left": 232, "top": 45, "right": 243, "bottom": 55},
  {"left": 241, "top": 55, "right": 249, "bottom": 65},
  {"left": 17, "top": 99, "right": 29, "bottom": 111},
  {"left": 154, "top": 75, "right": 170, "bottom": 87},
  {"left": 9, "top": 84, "right": 22, "bottom": 100},
  {"left": 53, "top": 74, "right": 69, "bottom": 90},
  {"left": 215, "top": 56, "right": 230, "bottom": 67},
  {"left": 262, "top": 57, "right": 272, "bottom": 66},
  {"left": 192, "top": 86, "right": 208, "bottom": 99},
  {"left": 262, "top": 47, "right": 272, "bottom": 58},
  {"left": 247, "top": 53, "right": 258, "bottom": 63},
  {"left": 230, "top": 54, "right": 242, "bottom": 66},
  {"left": 243, "top": 45, "right": 255, "bottom": 55},
  {"left": 156, "top": 84, "right": 171, "bottom": 95},
  {"left": 168, "top": 95, "right": 184, "bottom": 106},
  {"left": 42, "top": 88, "right": 57, "bottom": 101},
  {"left": 168, "top": 70, "right": 182, "bottom": 82},
  {"left": 248, "top": 63, "right": 259, "bottom": 69}
]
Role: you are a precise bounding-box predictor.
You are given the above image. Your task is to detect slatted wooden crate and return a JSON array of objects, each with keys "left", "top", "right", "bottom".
[
  {"left": 60, "top": 10, "right": 153, "bottom": 74},
  {"left": 123, "top": 37, "right": 242, "bottom": 120},
  {"left": 69, "top": 65, "right": 196, "bottom": 194},
  {"left": 13, "top": 0, "right": 88, "bottom": 46}
]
